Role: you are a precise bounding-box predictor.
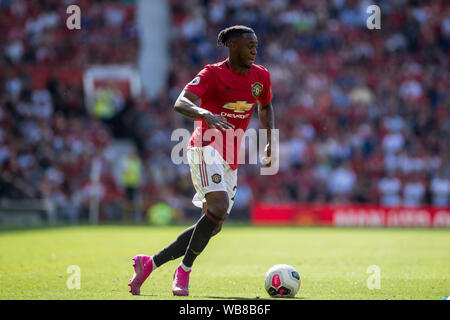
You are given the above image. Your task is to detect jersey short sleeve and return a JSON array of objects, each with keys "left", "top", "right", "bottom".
[
  {"left": 184, "top": 65, "right": 214, "bottom": 98},
  {"left": 257, "top": 67, "right": 273, "bottom": 105}
]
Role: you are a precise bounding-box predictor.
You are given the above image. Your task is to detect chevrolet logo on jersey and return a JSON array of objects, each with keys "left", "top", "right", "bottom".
[{"left": 223, "top": 101, "right": 253, "bottom": 113}]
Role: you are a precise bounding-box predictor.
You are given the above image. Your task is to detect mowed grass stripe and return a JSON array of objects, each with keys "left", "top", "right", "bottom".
[{"left": 0, "top": 225, "right": 448, "bottom": 300}]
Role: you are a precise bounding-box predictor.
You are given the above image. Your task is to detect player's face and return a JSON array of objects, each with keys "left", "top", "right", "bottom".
[{"left": 237, "top": 33, "right": 258, "bottom": 69}]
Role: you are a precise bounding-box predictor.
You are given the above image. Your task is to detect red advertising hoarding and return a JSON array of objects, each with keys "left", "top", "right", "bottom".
[{"left": 250, "top": 203, "right": 450, "bottom": 228}]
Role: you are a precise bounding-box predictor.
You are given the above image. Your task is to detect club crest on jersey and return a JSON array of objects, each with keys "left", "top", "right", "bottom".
[
  {"left": 211, "top": 173, "right": 222, "bottom": 184},
  {"left": 251, "top": 82, "right": 263, "bottom": 98}
]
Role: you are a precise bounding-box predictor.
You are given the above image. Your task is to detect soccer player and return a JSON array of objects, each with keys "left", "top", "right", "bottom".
[{"left": 128, "top": 25, "right": 275, "bottom": 296}]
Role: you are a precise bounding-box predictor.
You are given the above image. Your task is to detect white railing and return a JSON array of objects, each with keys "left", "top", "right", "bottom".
[{"left": 0, "top": 198, "right": 56, "bottom": 226}]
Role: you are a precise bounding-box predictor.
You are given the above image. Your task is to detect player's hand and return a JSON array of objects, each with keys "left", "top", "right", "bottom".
[
  {"left": 261, "top": 143, "right": 272, "bottom": 166},
  {"left": 203, "top": 113, "right": 235, "bottom": 130}
]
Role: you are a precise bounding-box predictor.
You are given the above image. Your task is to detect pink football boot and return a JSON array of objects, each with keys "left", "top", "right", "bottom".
[
  {"left": 128, "top": 255, "right": 154, "bottom": 295},
  {"left": 172, "top": 265, "right": 191, "bottom": 296}
]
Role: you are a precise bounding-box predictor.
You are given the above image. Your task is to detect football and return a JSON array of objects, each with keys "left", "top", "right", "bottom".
[{"left": 264, "top": 264, "right": 301, "bottom": 298}]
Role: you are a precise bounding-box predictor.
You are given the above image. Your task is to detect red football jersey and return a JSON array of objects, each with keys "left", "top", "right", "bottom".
[{"left": 184, "top": 58, "right": 272, "bottom": 170}]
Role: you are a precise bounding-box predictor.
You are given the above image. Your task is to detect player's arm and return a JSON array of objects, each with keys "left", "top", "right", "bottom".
[
  {"left": 173, "top": 90, "right": 209, "bottom": 119},
  {"left": 258, "top": 101, "right": 275, "bottom": 164},
  {"left": 174, "top": 90, "right": 234, "bottom": 130}
]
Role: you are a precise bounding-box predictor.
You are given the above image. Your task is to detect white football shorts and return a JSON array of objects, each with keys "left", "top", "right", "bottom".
[{"left": 187, "top": 145, "right": 237, "bottom": 214}]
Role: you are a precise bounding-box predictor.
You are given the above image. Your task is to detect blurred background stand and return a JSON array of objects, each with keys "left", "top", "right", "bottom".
[
  {"left": 89, "top": 157, "right": 102, "bottom": 224},
  {"left": 119, "top": 148, "right": 143, "bottom": 222}
]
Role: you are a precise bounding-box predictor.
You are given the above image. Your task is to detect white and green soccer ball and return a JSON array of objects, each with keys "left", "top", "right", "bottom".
[{"left": 264, "top": 264, "right": 301, "bottom": 298}]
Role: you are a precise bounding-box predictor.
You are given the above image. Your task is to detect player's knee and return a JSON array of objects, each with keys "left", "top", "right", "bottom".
[
  {"left": 205, "top": 192, "right": 229, "bottom": 220},
  {"left": 207, "top": 202, "right": 228, "bottom": 220}
]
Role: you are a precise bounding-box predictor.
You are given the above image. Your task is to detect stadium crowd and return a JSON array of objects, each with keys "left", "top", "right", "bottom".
[
  {"left": 0, "top": 0, "right": 448, "bottom": 221},
  {"left": 0, "top": 0, "right": 136, "bottom": 220}
]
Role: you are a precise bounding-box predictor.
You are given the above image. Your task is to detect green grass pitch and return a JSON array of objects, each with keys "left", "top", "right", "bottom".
[{"left": 0, "top": 224, "right": 448, "bottom": 300}]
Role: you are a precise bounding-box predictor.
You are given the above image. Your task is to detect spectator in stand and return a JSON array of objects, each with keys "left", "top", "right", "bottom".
[
  {"left": 403, "top": 172, "right": 427, "bottom": 207},
  {"left": 327, "top": 163, "right": 356, "bottom": 203},
  {"left": 430, "top": 167, "right": 449, "bottom": 207}
]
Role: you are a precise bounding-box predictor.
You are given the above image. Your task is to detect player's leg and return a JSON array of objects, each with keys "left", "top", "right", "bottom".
[
  {"left": 128, "top": 205, "right": 222, "bottom": 295},
  {"left": 172, "top": 147, "right": 237, "bottom": 295},
  {"left": 129, "top": 146, "right": 225, "bottom": 295},
  {"left": 171, "top": 146, "right": 229, "bottom": 295},
  {"left": 151, "top": 202, "right": 222, "bottom": 267},
  {"left": 172, "top": 190, "right": 228, "bottom": 296},
  {"left": 182, "top": 190, "right": 229, "bottom": 266}
]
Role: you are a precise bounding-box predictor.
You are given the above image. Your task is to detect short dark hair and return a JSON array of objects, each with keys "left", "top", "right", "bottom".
[{"left": 217, "top": 25, "right": 255, "bottom": 47}]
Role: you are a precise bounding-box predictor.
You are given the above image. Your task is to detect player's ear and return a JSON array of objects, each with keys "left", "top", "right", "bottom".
[{"left": 227, "top": 39, "right": 238, "bottom": 50}]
